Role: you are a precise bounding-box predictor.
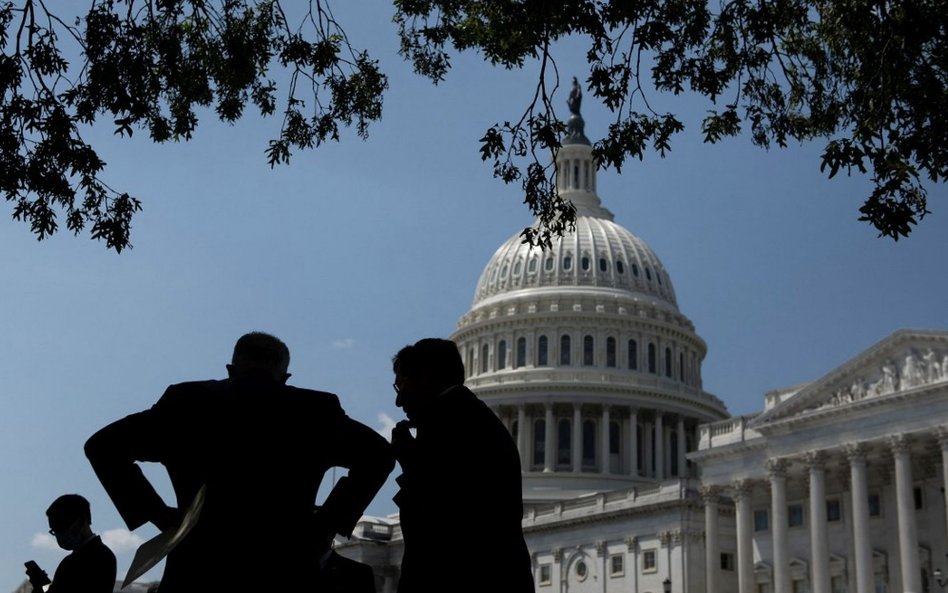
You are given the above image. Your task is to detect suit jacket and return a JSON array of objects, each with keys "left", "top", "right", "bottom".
[
  {"left": 85, "top": 377, "right": 394, "bottom": 592},
  {"left": 316, "top": 550, "right": 375, "bottom": 593},
  {"left": 393, "top": 385, "right": 534, "bottom": 593},
  {"left": 47, "top": 535, "right": 116, "bottom": 593}
]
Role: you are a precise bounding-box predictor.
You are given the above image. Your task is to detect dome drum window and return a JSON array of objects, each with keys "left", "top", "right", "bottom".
[
  {"left": 581, "top": 256, "right": 590, "bottom": 271},
  {"left": 599, "top": 257, "right": 608, "bottom": 272},
  {"left": 560, "top": 335, "right": 571, "bottom": 366},
  {"left": 583, "top": 335, "right": 594, "bottom": 366}
]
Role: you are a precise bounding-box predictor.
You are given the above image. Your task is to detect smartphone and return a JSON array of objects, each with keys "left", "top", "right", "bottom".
[{"left": 24, "top": 560, "right": 51, "bottom": 587}]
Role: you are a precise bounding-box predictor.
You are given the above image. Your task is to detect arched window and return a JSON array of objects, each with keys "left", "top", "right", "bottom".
[
  {"left": 533, "top": 419, "right": 546, "bottom": 466},
  {"left": 581, "top": 256, "right": 590, "bottom": 271},
  {"left": 501, "top": 263, "right": 508, "bottom": 278},
  {"left": 497, "top": 340, "right": 507, "bottom": 370},
  {"left": 616, "top": 260, "right": 624, "bottom": 274},
  {"left": 573, "top": 163, "right": 580, "bottom": 189},
  {"left": 657, "top": 272, "right": 663, "bottom": 285},
  {"left": 528, "top": 257, "right": 538, "bottom": 273},
  {"left": 583, "top": 335, "right": 594, "bottom": 366},
  {"left": 606, "top": 337, "right": 617, "bottom": 367},
  {"left": 545, "top": 257, "right": 554, "bottom": 272},
  {"left": 645, "top": 267, "right": 652, "bottom": 281},
  {"left": 599, "top": 257, "right": 607, "bottom": 272},
  {"left": 679, "top": 352, "right": 685, "bottom": 381},
  {"left": 628, "top": 339, "right": 638, "bottom": 370},
  {"left": 481, "top": 344, "right": 489, "bottom": 373},
  {"left": 560, "top": 335, "right": 571, "bottom": 366},
  {"left": 557, "top": 419, "right": 571, "bottom": 465},
  {"left": 632, "top": 263, "right": 639, "bottom": 277},
  {"left": 582, "top": 420, "right": 596, "bottom": 468},
  {"left": 516, "top": 337, "right": 527, "bottom": 368},
  {"left": 512, "top": 259, "right": 522, "bottom": 276},
  {"left": 533, "top": 335, "right": 549, "bottom": 367},
  {"left": 665, "top": 347, "right": 672, "bottom": 377},
  {"left": 648, "top": 343, "right": 657, "bottom": 374},
  {"left": 670, "top": 431, "right": 679, "bottom": 476},
  {"left": 563, "top": 255, "right": 573, "bottom": 271}
]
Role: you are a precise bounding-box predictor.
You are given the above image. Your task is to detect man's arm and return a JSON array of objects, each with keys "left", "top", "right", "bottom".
[
  {"left": 317, "top": 412, "right": 395, "bottom": 539},
  {"left": 84, "top": 398, "right": 177, "bottom": 531}
]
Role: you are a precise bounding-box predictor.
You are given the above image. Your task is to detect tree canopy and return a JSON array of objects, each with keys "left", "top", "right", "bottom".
[{"left": 2, "top": 0, "right": 944, "bottom": 251}]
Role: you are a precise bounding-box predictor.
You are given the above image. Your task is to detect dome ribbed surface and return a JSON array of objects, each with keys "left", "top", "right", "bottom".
[{"left": 473, "top": 215, "right": 678, "bottom": 309}]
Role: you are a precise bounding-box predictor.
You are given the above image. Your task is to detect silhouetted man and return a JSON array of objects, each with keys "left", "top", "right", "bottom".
[
  {"left": 391, "top": 338, "right": 534, "bottom": 593},
  {"left": 25, "top": 494, "right": 116, "bottom": 593},
  {"left": 85, "top": 332, "right": 394, "bottom": 592}
]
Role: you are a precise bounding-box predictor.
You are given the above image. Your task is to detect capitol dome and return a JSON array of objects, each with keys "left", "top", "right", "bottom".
[
  {"left": 451, "top": 81, "right": 728, "bottom": 502},
  {"left": 473, "top": 210, "right": 678, "bottom": 310}
]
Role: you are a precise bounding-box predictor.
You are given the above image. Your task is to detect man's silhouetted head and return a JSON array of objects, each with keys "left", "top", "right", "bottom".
[
  {"left": 228, "top": 332, "right": 291, "bottom": 383},
  {"left": 392, "top": 338, "right": 464, "bottom": 422},
  {"left": 46, "top": 494, "right": 93, "bottom": 551}
]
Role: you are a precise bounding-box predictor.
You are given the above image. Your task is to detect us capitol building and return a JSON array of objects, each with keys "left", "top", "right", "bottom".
[{"left": 339, "top": 93, "right": 948, "bottom": 593}]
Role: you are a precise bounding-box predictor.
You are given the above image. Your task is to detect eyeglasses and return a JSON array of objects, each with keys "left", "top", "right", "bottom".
[{"left": 392, "top": 383, "right": 400, "bottom": 394}]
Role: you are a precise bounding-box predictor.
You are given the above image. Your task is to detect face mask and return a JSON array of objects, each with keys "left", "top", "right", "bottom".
[{"left": 55, "top": 531, "right": 82, "bottom": 551}]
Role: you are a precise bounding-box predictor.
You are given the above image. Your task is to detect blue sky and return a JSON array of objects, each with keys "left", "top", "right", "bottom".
[{"left": 1, "top": 3, "right": 946, "bottom": 590}]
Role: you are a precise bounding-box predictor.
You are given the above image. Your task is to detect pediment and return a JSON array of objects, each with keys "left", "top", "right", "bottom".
[{"left": 750, "top": 329, "right": 948, "bottom": 428}]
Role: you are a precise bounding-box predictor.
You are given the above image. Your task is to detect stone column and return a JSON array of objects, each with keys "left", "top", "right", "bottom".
[
  {"left": 572, "top": 404, "right": 582, "bottom": 473},
  {"left": 544, "top": 403, "right": 555, "bottom": 472},
  {"left": 677, "top": 415, "right": 687, "bottom": 477},
  {"left": 644, "top": 420, "right": 653, "bottom": 477},
  {"left": 846, "top": 443, "right": 873, "bottom": 593},
  {"left": 768, "top": 459, "right": 790, "bottom": 593},
  {"left": 601, "top": 405, "right": 611, "bottom": 474},
  {"left": 553, "top": 547, "right": 564, "bottom": 592},
  {"left": 597, "top": 541, "right": 608, "bottom": 593},
  {"left": 517, "top": 404, "right": 528, "bottom": 472},
  {"left": 655, "top": 411, "right": 665, "bottom": 480},
  {"left": 938, "top": 427, "right": 948, "bottom": 545},
  {"left": 629, "top": 408, "right": 639, "bottom": 476},
  {"left": 701, "top": 485, "right": 721, "bottom": 593},
  {"left": 733, "top": 480, "right": 755, "bottom": 593},
  {"left": 626, "top": 537, "right": 639, "bottom": 593},
  {"left": 891, "top": 435, "right": 921, "bottom": 593},
  {"left": 806, "top": 451, "right": 830, "bottom": 593}
]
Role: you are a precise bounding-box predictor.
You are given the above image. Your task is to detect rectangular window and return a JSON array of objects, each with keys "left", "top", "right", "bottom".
[
  {"left": 792, "top": 580, "right": 809, "bottom": 593},
  {"left": 826, "top": 499, "right": 842, "bottom": 522},
  {"left": 610, "top": 554, "right": 624, "bottom": 577},
  {"left": 538, "top": 564, "right": 551, "bottom": 586},
  {"left": 754, "top": 509, "right": 769, "bottom": 532},
  {"left": 720, "top": 552, "right": 735, "bottom": 571},
  {"left": 642, "top": 550, "right": 657, "bottom": 573},
  {"left": 788, "top": 503, "right": 804, "bottom": 527},
  {"left": 868, "top": 493, "right": 882, "bottom": 517},
  {"left": 831, "top": 576, "right": 846, "bottom": 593},
  {"left": 913, "top": 486, "right": 923, "bottom": 510}
]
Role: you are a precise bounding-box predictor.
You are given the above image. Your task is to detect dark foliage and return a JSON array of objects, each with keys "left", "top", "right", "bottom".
[{"left": 1, "top": 0, "right": 944, "bottom": 250}]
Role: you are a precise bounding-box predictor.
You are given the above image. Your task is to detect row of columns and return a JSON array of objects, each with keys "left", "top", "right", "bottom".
[
  {"left": 704, "top": 431, "right": 948, "bottom": 593},
  {"left": 498, "top": 403, "right": 691, "bottom": 478}
]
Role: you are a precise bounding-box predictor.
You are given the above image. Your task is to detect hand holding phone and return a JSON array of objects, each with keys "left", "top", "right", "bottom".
[{"left": 24, "top": 560, "right": 51, "bottom": 588}]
